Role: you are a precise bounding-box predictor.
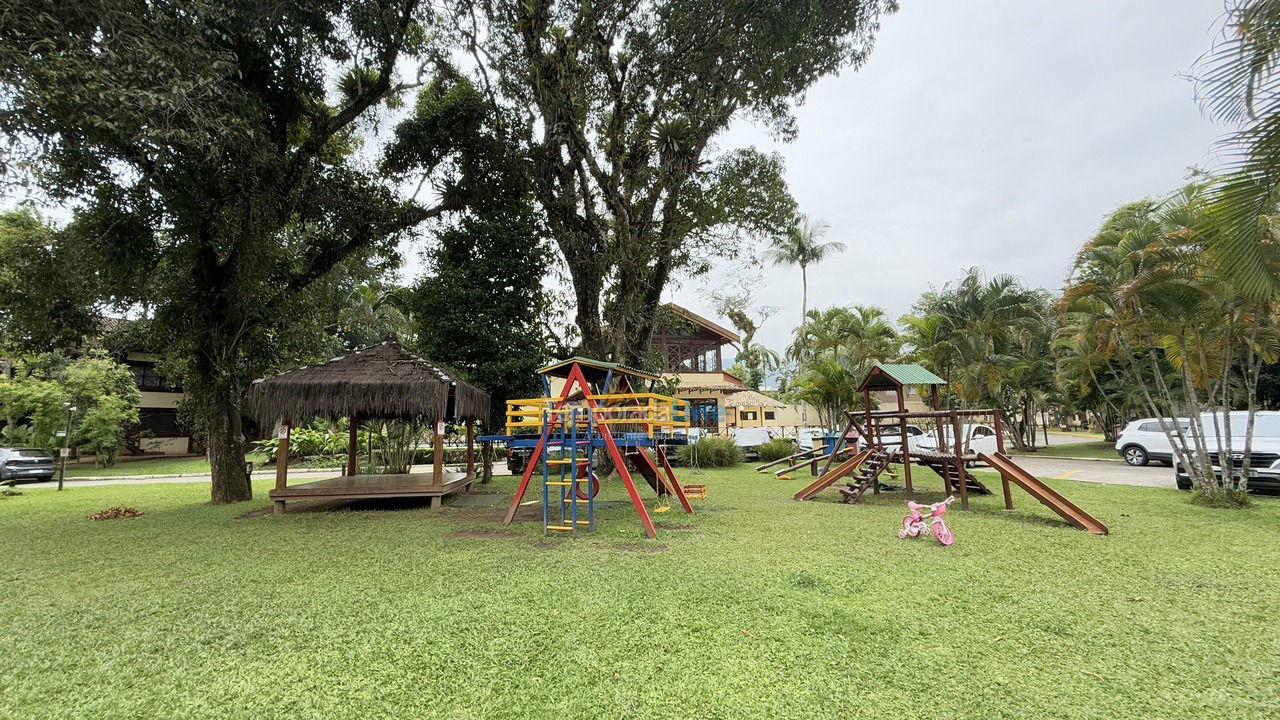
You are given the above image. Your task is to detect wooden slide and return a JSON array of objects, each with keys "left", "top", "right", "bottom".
[
  {"left": 977, "top": 452, "right": 1109, "bottom": 535},
  {"left": 793, "top": 450, "right": 871, "bottom": 501}
]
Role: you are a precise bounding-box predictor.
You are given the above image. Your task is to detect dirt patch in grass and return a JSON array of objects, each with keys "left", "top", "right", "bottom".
[
  {"left": 458, "top": 507, "right": 509, "bottom": 521},
  {"left": 610, "top": 542, "right": 667, "bottom": 554},
  {"left": 654, "top": 522, "right": 696, "bottom": 531},
  {"left": 237, "top": 497, "right": 436, "bottom": 518},
  {"left": 447, "top": 529, "right": 518, "bottom": 541},
  {"left": 238, "top": 499, "right": 354, "bottom": 518}
]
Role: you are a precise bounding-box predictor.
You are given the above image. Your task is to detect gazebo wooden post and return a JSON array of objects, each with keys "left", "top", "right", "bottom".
[
  {"left": 273, "top": 418, "right": 291, "bottom": 515},
  {"left": 346, "top": 410, "right": 359, "bottom": 477},
  {"left": 430, "top": 417, "right": 445, "bottom": 508},
  {"left": 465, "top": 419, "right": 476, "bottom": 485}
]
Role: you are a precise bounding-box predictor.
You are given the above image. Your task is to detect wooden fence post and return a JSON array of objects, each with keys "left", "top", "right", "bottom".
[{"left": 274, "top": 419, "right": 291, "bottom": 515}]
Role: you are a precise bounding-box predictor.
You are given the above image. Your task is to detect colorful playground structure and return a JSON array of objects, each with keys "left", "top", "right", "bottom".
[
  {"left": 481, "top": 357, "right": 695, "bottom": 539},
  {"left": 777, "top": 364, "right": 1108, "bottom": 534}
]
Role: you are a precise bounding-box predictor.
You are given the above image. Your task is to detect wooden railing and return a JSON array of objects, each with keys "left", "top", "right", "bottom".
[{"left": 505, "top": 393, "right": 689, "bottom": 435}]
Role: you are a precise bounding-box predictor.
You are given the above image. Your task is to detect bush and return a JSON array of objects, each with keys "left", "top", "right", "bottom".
[
  {"left": 677, "top": 437, "right": 742, "bottom": 467},
  {"left": 755, "top": 438, "right": 797, "bottom": 462}
]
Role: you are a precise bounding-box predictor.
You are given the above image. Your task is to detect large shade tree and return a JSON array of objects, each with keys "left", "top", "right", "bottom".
[
  {"left": 443, "top": 0, "right": 895, "bottom": 363},
  {"left": 0, "top": 2, "right": 481, "bottom": 503}
]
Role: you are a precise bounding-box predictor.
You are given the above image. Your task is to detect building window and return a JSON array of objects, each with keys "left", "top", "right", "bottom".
[
  {"left": 764, "top": 411, "right": 776, "bottom": 421},
  {"left": 740, "top": 410, "right": 758, "bottom": 421},
  {"left": 128, "top": 362, "right": 181, "bottom": 392},
  {"left": 137, "top": 409, "right": 187, "bottom": 437}
]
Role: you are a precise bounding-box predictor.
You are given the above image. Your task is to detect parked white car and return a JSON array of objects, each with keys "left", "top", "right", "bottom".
[
  {"left": 1114, "top": 418, "right": 1189, "bottom": 466},
  {"left": 911, "top": 424, "right": 999, "bottom": 455},
  {"left": 874, "top": 424, "right": 924, "bottom": 449}
]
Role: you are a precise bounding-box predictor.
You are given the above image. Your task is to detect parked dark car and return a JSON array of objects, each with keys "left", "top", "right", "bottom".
[{"left": 0, "top": 448, "right": 56, "bottom": 485}]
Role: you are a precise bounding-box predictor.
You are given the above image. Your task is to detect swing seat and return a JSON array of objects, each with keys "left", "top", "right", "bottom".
[{"left": 683, "top": 483, "right": 707, "bottom": 499}]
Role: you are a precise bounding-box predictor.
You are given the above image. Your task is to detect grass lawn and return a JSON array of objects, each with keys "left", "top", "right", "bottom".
[
  {"left": 62, "top": 453, "right": 283, "bottom": 478},
  {"left": 60, "top": 455, "right": 216, "bottom": 478},
  {"left": 1013, "top": 440, "right": 1120, "bottom": 461},
  {"left": 1, "top": 464, "right": 1276, "bottom": 719}
]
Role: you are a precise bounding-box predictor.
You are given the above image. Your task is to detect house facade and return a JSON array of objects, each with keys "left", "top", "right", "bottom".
[
  {"left": 73, "top": 320, "right": 193, "bottom": 456},
  {"left": 121, "top": 350, "right": 191, "bottom": 455},
  {"left": 655, "top": 304, "right": 820, "bottom": 435}
]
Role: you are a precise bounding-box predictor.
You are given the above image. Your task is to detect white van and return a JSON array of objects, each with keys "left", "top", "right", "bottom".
[
  {"left": 731, "top": 427, "right": 774, "bottom": 460},
  {"left": 1114, "top": 418, "right": 1188, "bottom": 466},
  {"left": 1174, "top": 411, "right": 1280, "bottom": 493}
]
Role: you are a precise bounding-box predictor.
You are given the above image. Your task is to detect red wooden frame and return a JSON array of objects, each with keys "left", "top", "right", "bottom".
[{"left": 501, "top": 361, "right": 693, "bottom": 538}]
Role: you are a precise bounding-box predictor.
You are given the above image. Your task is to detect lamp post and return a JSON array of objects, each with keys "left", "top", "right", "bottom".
[{"left": 57, "top": 404, "right": 76, "bottom": 492}]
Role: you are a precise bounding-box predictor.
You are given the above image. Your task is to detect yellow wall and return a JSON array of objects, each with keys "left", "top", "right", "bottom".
[
  {"left": 138, "top": 390, "right": 182, "bottom": 410},
  {"left": 871, "top": 387, "right": 932, "bottom": 413},
  {"left": 728, "top": 401, "right": 820, "bottom": 429}
]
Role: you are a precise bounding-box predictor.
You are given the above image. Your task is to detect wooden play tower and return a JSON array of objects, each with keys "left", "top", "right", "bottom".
[
  {"left": 490, "top": 358, "right": 695, "bottom": 539},
  {"left": 792, "top": 364, "right": 1108, "bottom": 534}
]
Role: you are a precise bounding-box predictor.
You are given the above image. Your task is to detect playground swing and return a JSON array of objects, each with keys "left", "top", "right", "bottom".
[{"left": 791, "top": 364, "right": 1109, "bottom": 535}]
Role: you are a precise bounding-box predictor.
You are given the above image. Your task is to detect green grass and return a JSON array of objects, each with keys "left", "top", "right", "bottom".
[
  {"left": 1012, "top": 440, "right": 1119, "bottom": 461},
  {"left": 1, "top": 464, "right": 1277, "bottom": 719},
  {"left": 61, "top": 455, "right": 215, "bottom": 478},
  {"left": 63, "top": 452, "right": 280, "bottom": 478}
]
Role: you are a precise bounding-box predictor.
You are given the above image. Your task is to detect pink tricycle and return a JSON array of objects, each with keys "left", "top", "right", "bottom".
[{"left": 898, "top": 496, "right": 956, "bottom": 546}]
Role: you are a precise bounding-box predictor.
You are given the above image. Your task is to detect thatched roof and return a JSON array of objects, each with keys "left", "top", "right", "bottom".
[
  {"left": 678, "top": 381, "right": 746, "bottom": 393},
  {"left": 250, "top": 339, "right": 489, "bottom": 425},
  {"left": 722, "top": 390, "right": 787, "bottom": 409}
]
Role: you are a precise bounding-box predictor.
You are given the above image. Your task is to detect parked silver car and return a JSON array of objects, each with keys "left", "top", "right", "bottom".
[{"left": 0, "top": 447, "right": 56, "bottom": 485}]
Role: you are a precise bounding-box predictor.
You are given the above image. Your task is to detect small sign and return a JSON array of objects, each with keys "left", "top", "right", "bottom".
[
  {"left": 436, "top": 420, "right": 445, "bottom": 434},
  {"left": 60, "top": 448, "right": 71, "bottom": 458},
  {"left": 54, "top": 430, "right": 67, "bottom": 438},
  {"left": 277, "top": 428, "right": 289, "bottom": 440}
]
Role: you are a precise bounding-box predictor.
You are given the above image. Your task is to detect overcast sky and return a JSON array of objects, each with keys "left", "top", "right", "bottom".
[{"left": 664, "top": 0, "right": 1229, "bottom": 353}]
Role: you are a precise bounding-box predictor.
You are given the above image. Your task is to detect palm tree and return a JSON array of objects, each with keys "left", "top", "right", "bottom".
[
  {"left": 766, "top": 215, "right": 846, "bottom": 321},
  {"left": 1194, "top": 0, "right": 1280, "bottom": 297},
  {"left": 334, "top": 284, "right": 410, "bottom": 349}
]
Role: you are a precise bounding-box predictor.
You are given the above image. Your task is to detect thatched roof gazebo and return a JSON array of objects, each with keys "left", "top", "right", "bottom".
[{"left": 251, "top": 338, "right": 490, "bottom": 514}]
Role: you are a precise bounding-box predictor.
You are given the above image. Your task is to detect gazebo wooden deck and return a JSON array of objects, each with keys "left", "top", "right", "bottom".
[{"left": 250, "top": 339, "right": 489, "bottom": 514}]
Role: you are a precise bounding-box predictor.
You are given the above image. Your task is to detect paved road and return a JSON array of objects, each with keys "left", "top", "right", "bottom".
[
  {"left": 15, "top": 458, "right": 1177, "bottom": 491},
  {"left": 1008, "top": 456, "right": 1176, "bottom": 489},
  {"left": 16, "top": 463, "right": 509, "bottom": 490}
]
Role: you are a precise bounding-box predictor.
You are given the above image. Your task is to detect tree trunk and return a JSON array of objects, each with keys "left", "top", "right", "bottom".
[
  {"left": 801, "top": 266, "right": 808, "bottom": 322},
  {"left": 206, "top": 383, "right": 252, "bottom": 504}
]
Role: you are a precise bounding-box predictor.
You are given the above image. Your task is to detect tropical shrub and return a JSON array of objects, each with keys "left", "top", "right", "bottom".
[
  {"left": 755, "top": 438, "right": 797, "bottom": 462},
  {"left": 677, "top": 437, "right": 742, "bottom": 467},
  {"left": 76, "top": 396, "right": 139, "bottom": 467}
]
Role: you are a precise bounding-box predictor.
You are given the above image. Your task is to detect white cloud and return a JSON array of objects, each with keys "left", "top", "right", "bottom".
[{"left": 670, "top": 0, "right": 1226, "bottom": 353}]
